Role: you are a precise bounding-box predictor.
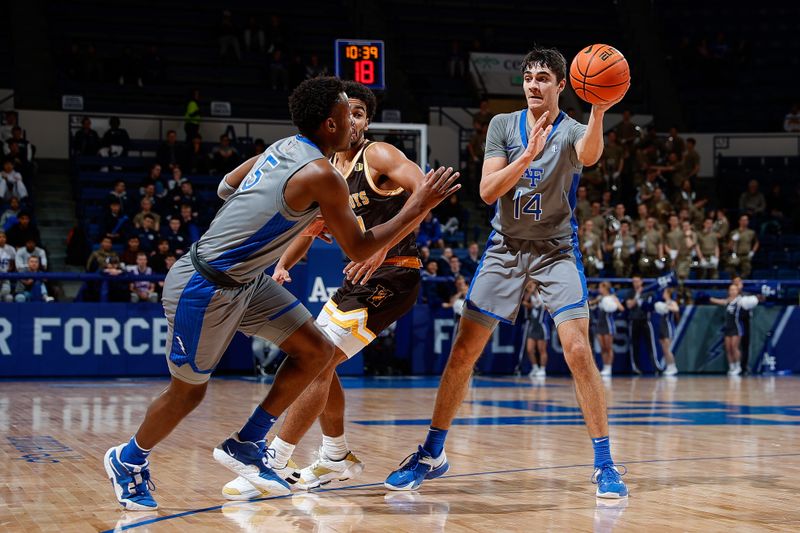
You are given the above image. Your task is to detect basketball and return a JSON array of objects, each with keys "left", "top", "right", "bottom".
[{"left": 569, "top": 44, "right": 630, "bottom": 105}]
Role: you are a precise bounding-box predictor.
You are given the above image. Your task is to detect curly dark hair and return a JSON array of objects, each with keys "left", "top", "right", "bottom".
[
  {"left": 288, "top": 76, "right": 346, "bottom": 136},
  {"left": 342, "top": 80, "right": 377, "bottom": 122},
  {"left": 520, "top": 46, "right": 567, "bottom": 82}
]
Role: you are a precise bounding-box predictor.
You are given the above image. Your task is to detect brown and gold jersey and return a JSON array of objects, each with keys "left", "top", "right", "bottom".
[{"left": 335, "top": 140, "right": 418, "bottom": 261}]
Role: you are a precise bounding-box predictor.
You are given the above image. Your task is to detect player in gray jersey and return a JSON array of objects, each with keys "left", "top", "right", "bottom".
[
  {"left": 385, "top": 46, "right": 630, "bottom": 499},
  {"left": 103, "top": 77, "right": 460, "bottom": 511}
]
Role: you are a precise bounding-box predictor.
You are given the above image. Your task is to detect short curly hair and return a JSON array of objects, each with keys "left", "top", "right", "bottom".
[
  {"left": 289, "top": 77, "right": 346, "bottom": 136},
  {"left": 342, "top": 80, "right": 377, "bottom": 122},
  {"left": 520, "top": 46, "right": 567, "bottom": 82}
]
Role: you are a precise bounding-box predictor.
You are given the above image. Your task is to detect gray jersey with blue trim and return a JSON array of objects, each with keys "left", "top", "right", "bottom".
[
  {"left": 196, "top": 135, "right": 324, "bottom": 283},
  {"left": 484, "top": 110, "right": 587, "bottom": 241}
]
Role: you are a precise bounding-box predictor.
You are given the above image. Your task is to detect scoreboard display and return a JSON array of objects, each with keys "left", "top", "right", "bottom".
[{"left": 334, "top": 39, "right": 386, "bottom": 90}]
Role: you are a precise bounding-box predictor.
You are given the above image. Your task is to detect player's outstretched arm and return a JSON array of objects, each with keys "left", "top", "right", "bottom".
[
  {"left": 343, "top": 142, "right": 429, "bottom": 284},
  {"left": 480, "top": 111, "right": 552, "bottom": 205},
  {"left": 217, "top": 155, "right": 261, "bottom": 199},
  {"left": 297, "top": 161, "right": 459, "bottom": 262}
]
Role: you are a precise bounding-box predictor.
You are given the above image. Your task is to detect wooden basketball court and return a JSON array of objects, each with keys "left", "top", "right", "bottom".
[{"left": 2, "top": 375, "right": 799, "bottom": 532}]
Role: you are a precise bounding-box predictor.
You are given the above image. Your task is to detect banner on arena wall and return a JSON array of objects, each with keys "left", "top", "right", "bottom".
[{"left": 469, "top": 52, "right": 525, "bottom": 95}]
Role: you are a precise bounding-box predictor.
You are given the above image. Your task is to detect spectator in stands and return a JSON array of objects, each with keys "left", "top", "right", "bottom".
[
  {"left": 580, "top": 220, "right": 603, "bottom": 276},
  {"left": 447, "top": 40, "right": 467, "bottom": 79},
  {"left": 615, "top": 110, "right": 638, "bottom": 146},
  {"left": 178, "top": 204, "right": 202, "bottom": 243},
  {"left": 739, "top": 179, "right": 766, "bottom": 217},
  {"left": 0, "top": 230, "right": 17, "bottom": 302},
  {"left": 466, "top": 120, "right": 487, "bottom": 197},
  {"left": 288, "top": 54, "right": 306, "bottom": 89},
  {"left": 4, "top": 128, "right": 34, "bottom": 178},
  {"left": 575, "top": 185, "right": 591, "bottom": 223},
  {"left": 675, "top": 179, "right": 707, "bottom": 223},
  {"left": 219, "top": 10, "right": 242, "bottom": 61},
  {"left": 15, "top": 238, "right": 48, "bottom": 271},
  {"left": 252, "top": 138, "right": 267, "bottom": 157},
  {"left": 665, "top": 215, "right": 690, "bottom": 279},
  {"left": 186, "top": 135, "right": 210, "bottom": 174},
  {"left": 588, "top": 202, "right": 606, "bottom": 237},
  {"left": 139, "top": 163, "right": 166, "bottom": 198},
  {"left": 443, "top": 275, "right": 468, "bottom": 313},
  {"left": 137, "top": 214, "right": 159, "bottom": 253},
  {"left": 270, "top": 50, "right": 289, "bottom": 90},
  {"left": 1, "top": 196, "right": 21, "bottom": 229},
  {"left": 304, "top": 53, "right": 328, "bottom": 79},
  {"left": 601, "top": 131, "right": 624, "bottom": 195},
  {"left": 14, "top": 256, "right": 51, "bottom": 303},
  {"left": 447, "top": 255, "right": 471, "bottom": 279},
  {"left": 148, "top": 239, "right": 171, "bottom": 274},
  {"left": 1, "top": 111, "right": 19, "bottom": 142},
  {"left": 696, "top": 217, "right": 720, "bottom": 279},
  {"left": 101, "top": 200, "right": 132, "bottom": 244},
  {"left": 435, "top": 194, "right": 466, "bottom": 242},
  {"left": 170, "top": 180, "right": 198, "bottom": 214},
  {"left": 712, "top": 209, "right": 730, "bottom": 241},
  {"left": 266, "top": 15, "right": 284, "bottom": 54},
  {"left": 727, "top": 215, "right": 758, "bottom": 278},
  {"left": 1, "top": 159, "right": 28, "bottom": 201},
  {"left": 418, "top": 245, "right": 430, "bottom": 268},
  {"left": 72, "top": 117, "right": 100, "bottom": 156},
  {"left": 664, "top": 126, "right": 685, "bottom": 160},
  {"left": 118, "top": 47, "right": 143, "bottom": 87},
  {"left": 420, "top": 260, "right": 449, "bottom": 307},
  {"left": 650, "top": 188, "right": 672, "bottom": 224},
  {"left": 162, "top": 217, "right": 188, "bottom": 256},
  {"left": 610, "top": 221, "right": 635, "bottom": 277},
  {"left": 436, "top": 247, "right": 455, "bottom": 273},
  {"left": 784, "top": 103, "right": 800, "bottom": 132},
  {"left": 100, "top": 255, "right": 130, "bottom": 302},
  {"left": 106, "top": 180, "right": 129, "bottom": 211},
  {"left": 156, "top": 253, "right": 177, "bottom": 296},
  {"left": 632, "top": 203, "right": 649, "bottom": 239},
  {"left": 243, "top": 15, "right": 266, "bottom": 53},
  {"left": 580, "top": 161, "right": 605, "bottom": 202},
  {"left": 212, "top": 134, "right": 240, "bottom": 174},
  {"left": 637, "top": 216, "right": 665, "bottom": 276},
  {"left": 98, "top": 117, "right": 131, "bottom": 157},
  {"left": 86, "top": 236, "right": 118, "bottom": 272},
  {"left": 683, "top": 138, "right": 700, "bottom": 182},
  {"left": 156, "top": 130, "right": 186, "bottom": 172},
  {"left": 128, "top": 252, "right": 158, "bottom": 303},
  {"left": 472, "top": 98, "right": 494, "bottom": 129},
  {"left": 142, "top": 45, "right": 164, "bottom": 85},
  {"left": 6, "top": 212, "right": 40, "bottom": 248},
  {"left": 184, "top": 89, "right": 201, "bottom": 142},
  {"left": 462, "top": 241, "right": 480, "bottom": 278},
  {"left": 119, "top": 235, "right": 142, "bottom": 266},
  {"left": 421, "top": 259, "right": 439, "bottom": 280},
  {"left": 417, "top": 212, "right": 444, "bottom": 249}
]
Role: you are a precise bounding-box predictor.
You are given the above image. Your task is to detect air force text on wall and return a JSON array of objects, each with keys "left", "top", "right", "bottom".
[{"left": 0, "top": 316, "right": 168, "bottom": 356}]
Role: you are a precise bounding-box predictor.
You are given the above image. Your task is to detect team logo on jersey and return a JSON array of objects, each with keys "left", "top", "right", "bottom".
[
  {"left": 367, "top": 284, "right": 394, "bottom": 307},
  {"left": 355, "top": 163, "right": 364, "bottom": 172},
  {"left": 551, "top": 145, "right": 560, "bottom": 153}
]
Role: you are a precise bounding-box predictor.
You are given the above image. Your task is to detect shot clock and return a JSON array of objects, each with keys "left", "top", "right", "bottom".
[{"left": 334, "top": 39, "right": 386, "bottom": 90}]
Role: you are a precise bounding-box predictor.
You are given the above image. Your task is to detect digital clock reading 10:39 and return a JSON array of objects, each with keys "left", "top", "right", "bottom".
[{"left": 334, "top": 39, "right": 385, "bottom": 90}]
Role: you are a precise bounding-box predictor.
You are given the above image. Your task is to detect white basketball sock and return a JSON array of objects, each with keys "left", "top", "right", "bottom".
[
  {"left": 322, "top": 434, "right": 348, "bottom": 461},
  {"left": 269, "top": 436, "right": 295, "bottom": 469}
]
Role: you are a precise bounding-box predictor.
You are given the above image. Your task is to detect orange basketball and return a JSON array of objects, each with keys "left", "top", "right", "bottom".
[{"left": 569, "top": 44, "right": 630, "bottom": 105}]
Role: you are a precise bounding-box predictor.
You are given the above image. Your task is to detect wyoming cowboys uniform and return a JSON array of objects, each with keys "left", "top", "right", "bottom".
[{"left": 316, "top": 140, "right": 421, "bottom": 357}]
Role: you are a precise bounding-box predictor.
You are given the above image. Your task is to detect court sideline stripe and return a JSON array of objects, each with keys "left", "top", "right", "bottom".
[{"left": 101, "top": 451, "right": 800, "bottom": 532}]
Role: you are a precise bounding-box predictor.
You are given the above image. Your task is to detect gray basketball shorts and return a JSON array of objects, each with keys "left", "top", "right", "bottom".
[
  {"left": 161, "top": 256, "right": 312, "bottom": 384},
  {"left": 464, "top": 231, "right": 589, "bottom": 330}
]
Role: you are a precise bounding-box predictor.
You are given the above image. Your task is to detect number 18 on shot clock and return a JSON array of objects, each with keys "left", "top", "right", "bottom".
[{"left": 335, "top": 39, "right": 386, "bottom": 90}]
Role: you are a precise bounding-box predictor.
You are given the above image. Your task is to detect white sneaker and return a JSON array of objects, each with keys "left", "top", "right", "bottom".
[
  {"left": 728, "top": 365, "right": 741, "bottom": 376},
  {"left": 297, "top": 449, "right": 365, "bottom": 490},
  {"left": 535, "top": 367, "right": 546, "bottom": 378},
  {"left": 528, "top": 365, "right": 540, "bottom": 377},
  {"left": 222, "top": 458, "right": 302, "bottom": 501},
  {"left": 600, "top": 366, "right": 612, "bottom": 377},
  {"left": 663, "top": 364, "right": 678, "bottom": 376}
]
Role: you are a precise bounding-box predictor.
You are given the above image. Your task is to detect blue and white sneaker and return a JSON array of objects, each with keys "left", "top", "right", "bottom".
[
  {"left": 384, "top": 446, "right": 449, "bottom": 491},
  {"left": 213, "top": 432, "right": 292, "bottom": 496},
  {"left": 104, "top": 444, "right": 158, "bottom": 510},
  {"left": 592, "top": 464, "right": 629, "bottom": 499}
]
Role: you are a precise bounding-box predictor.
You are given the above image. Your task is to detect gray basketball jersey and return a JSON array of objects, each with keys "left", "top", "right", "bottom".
[
  {"left": 196, "top": 134, "right": 324, "bottom": 282},
  {"left": 484, "top": 110, "right": 587, "bottom": 240}
]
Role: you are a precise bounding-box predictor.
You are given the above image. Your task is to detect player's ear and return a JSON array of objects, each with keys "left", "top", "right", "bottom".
[
  {"left": 557, "top": 78, "right": 566, "bottom": 93},
  {"left": 325, "top": 117, "right": 336, "bottom": 132}
]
